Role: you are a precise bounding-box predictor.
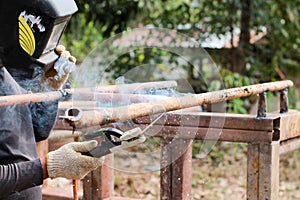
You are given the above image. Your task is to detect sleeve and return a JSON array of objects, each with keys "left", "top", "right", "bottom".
[
  {"left": 30, "top": 101, "right": 59, "bottom": 142},
  {"left": 0, "top": 159, "right": 43, "bottom": 197}
]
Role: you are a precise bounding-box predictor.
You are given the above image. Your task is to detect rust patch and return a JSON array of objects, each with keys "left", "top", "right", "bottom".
[
  {"left": 251, "top": 154, "right": 259, "bottom": 169},
  {"left": 250, "top": 154, "right": 259, "bottom": 197},
  {"left": 290, "top": 122, "right": 295, "bottom": 130}
]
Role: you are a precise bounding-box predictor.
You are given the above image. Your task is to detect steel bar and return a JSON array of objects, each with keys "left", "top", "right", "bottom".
[
  {"left": 72, "top": 92, "right": 171, "bottom": 103},
  {"left": 124, "top": 110, "right": 300, "bottom": 143},
  {"left": 0, "top": 89, "right": 71, "bottom": 107},
  {"left": 280, "top": 136, "right": 300, "bottom": 155},
  {"left": 130, "top": 125, "right": 274, "bottom": 143},
  {"left": 133, "top": 112, "right": 276, "bottom": 131},
  {"left": 160, "top": 138, "right": 192, "bottom": 200},
  {"left": 259, "top": 142, "right": 280, "bottom": 200},
  {"left": 95, "top": 80, "right": 177, "bottom": 93},
  {"left": 160, "top": 138, "right": 172, "bottom": 200},
  {"left": 257, "top": 92, "right": 267, "bottom": 118},
  {"left": 247, "top": 143, "right": 259, "bottom": 199},
  {"left": 67, "top": 80, "right": 177, "bottom": 95},
  {"left": 82, "top": 155, "right": 114, "bottom": 199},
  {"left": 271, "top": 110, "right": 300, "bottom": 141},
  {"left": 73, "top": 133, "right": 80, "bottom": 200},
  {"left": 66, "top": 80, "right": 293, "bottom": 128},
  {"left": 247, "top": 142, "right": 280, "bottom": 200},
  {"left": 280, "top": 88, "right": 289, "bottom": 113},
  {"left": 0, "top": 81, "right": 177, "bottom": 107}
]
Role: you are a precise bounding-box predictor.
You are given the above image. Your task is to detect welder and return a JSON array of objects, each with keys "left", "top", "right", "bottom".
[{"left": 0, "top": 0, "right": 104, "bottom": 199}]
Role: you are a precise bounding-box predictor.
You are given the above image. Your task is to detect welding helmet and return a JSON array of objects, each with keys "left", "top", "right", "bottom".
[{"left": 0, "top": 0, "right": 78, "bottom": 69}]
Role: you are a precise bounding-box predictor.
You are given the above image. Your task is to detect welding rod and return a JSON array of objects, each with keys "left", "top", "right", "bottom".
[{"left": 64, "top": 80, "right": 294, "bottom": 128}]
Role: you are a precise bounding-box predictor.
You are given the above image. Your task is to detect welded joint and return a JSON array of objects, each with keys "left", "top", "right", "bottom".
[
  {"left": 103, "top": 109, "right": 112, "bottom": 123},
  {"left": 59, "top": 89, "right": 71, "bottom": 101},
  {"left": 257, "top": 91, "right": 267, "bottom": 118},
  {"left": 280, "top": 88, "right": 289, "bottom": 113}
]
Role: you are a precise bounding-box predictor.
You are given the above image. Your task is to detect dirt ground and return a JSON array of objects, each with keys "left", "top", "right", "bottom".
[
  {"left": 45, "top": 141, "right": 300, "bottom": 199},
  {"left": 112, "top": 142, "right": 300, "bottom": 200}
]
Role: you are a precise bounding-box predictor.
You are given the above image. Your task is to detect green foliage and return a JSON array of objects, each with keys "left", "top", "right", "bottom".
[
  {"left": 288, "top": 87, "right": 298, "bottom": 109},
  {"left": 223, "top": 70, "right": 250, "bottom": 114},
  {"left": 69, "top": 1, "right": 300, "bottom": 72},
  {"left": 227, "top": 98, "right": 248, "bottom": 114},
  {"left": 250, "top": 0, "right": 300, "bottom": 80},
  {"left": 66, "top": 1, "right": 300, "bottom": 81},
  {"left": 208, "top": 69, "right": 252, "bottom": 114},
  {"left": 106, "top": 47, "right": 169, "bottom": 82},
  {"left": 63, "top": 0, "right": 300, "bottom": 113},
  {"left": 221, "top": 69, "right": 251, "bottom": 89},
  {"left": 74, "top": 0, "right": 139, "bottom": 37}
]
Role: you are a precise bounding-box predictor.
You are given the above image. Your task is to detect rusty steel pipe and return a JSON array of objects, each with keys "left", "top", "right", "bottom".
[
  {"left": 65, "top": 80, "right": 294, "bottom": 129},
  {"left": 0, "top": 81, "right": 177, "bottom": 107},
  {"left": 0, "top": 90, "right": 71, "bottom": 107},
  {"left": 0, "top": 91, "right": 170, "bottom": 107},
  {"left": 72, "top": 92, "right": 171, "bottom": 103},
  {"left": 95, "top": 80, "right": 177, "bottom": 93}
]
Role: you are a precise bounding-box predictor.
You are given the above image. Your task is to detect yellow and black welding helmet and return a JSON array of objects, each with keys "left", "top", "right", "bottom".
[{"left": 0, "top": 0, "right": 77, "bottom": 69}]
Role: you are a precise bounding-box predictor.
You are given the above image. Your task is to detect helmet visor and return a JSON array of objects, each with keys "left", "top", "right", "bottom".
[{"left": 43, "top": 19, "right": 69, "bottom": 54}]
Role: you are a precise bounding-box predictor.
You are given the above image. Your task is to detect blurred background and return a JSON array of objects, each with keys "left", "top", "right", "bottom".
[
  {"left": 63, "top": 0, "right": 300, "bottom": 112},
  {"left": 59, "top": 1, "right": 300, "bottom": 199}
]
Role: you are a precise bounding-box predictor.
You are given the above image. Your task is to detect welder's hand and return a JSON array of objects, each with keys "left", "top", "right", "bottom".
[
  {"left": 42, "top": 45, "right": 77, "bottom": 90},
  {"left": 47, "top": 140, "right": 104, "bottom": 180}
]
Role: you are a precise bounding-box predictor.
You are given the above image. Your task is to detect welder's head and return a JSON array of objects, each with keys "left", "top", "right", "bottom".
[{"left": 0, "top": 0, "right": 77, "bottom": 69}]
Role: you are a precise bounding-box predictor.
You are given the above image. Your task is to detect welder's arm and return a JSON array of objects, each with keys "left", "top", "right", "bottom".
[
  {"left": 29, "top": 45, "right": 75, "bottom": 140},
  {"left": 0, "top": 159, "right": 43, "bottom": 197},
  {"left": 45, "top": 140, "right": 104, "bottom": 180},
  {"left": 7, "top": 45, "right": 76, "bottom": 92},
  {"left": 41, "top": 45, "right": 76, "bottom": 90}
]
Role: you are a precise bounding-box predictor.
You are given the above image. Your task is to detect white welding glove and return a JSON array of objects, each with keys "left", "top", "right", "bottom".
[
  {"left": 42, "top": 45, "right": 77, "bottom": 90},
  {"left": 47, "top": 140, "right": 104, "bottom": 180}
]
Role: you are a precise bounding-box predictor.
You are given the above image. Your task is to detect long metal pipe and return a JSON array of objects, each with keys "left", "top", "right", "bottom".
[
  {"left": 0, "top": 90, "right": 70, "bottom": 107},
  {"left": 0, "top": 81, "right": 177, "bottom": 107},
  {"left": 64, "top": 80, "right": 294, "bottom": 129}
]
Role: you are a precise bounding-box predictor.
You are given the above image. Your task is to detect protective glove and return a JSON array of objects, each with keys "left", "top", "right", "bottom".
[
  {"left": 47, "top": 140, "right": 104, "bottom": 180},
  {"left": 41, "top": 45, "right": 77, "bottom": 90}
]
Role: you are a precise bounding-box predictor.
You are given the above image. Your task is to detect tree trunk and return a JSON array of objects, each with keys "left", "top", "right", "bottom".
[{"left": 230, "top": 0, "right": 251, "bottom": 74}]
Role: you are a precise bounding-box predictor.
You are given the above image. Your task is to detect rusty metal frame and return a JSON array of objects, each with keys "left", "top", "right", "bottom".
[
  {"left": 44, "top": 80, "right": 300, "bottom": 200},
  {"left": 74, "top": 110, "right": 300, "bottom": 200}
]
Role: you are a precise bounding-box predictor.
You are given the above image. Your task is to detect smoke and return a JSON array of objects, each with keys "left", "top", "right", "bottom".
[
  {"left": 6, "top": 64, "right": 59, "bottom": 142},
  {"left": 71, "top": 27, "right": 227, "bottom": 173}
]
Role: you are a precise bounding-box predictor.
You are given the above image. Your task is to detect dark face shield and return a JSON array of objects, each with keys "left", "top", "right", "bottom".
[
  {"left": 0, "top": 0, "right": 78, "bottom": 69},
  {"left": 32, "top": 17, "right": 71, "bottom": 71},
  {"left": 44, "top": 21, "right": 69, "bottom": 54}
]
